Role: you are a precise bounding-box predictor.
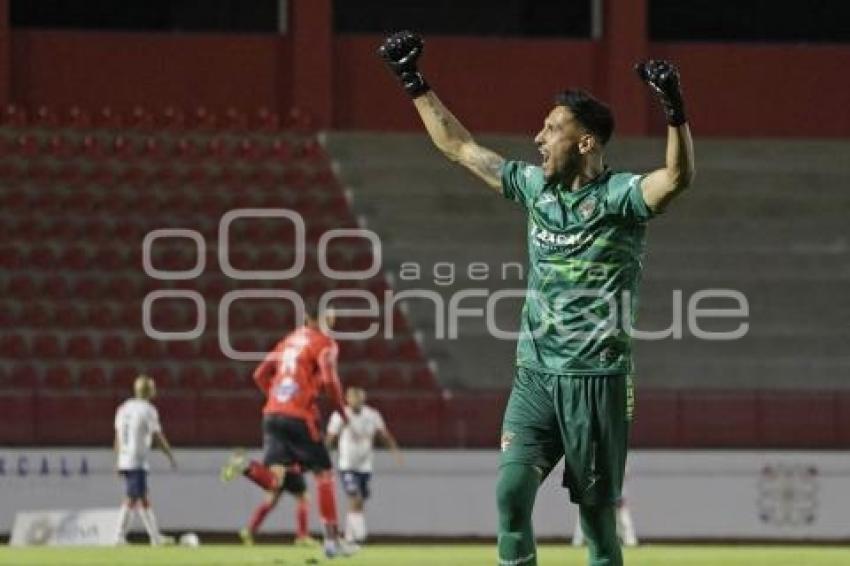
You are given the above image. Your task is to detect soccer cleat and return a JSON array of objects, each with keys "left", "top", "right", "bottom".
[
  {"left": 239, "top": 528, "right": 255, "bottom": 546},
  {"left": 338, "top": 538, "right": 360, "bottom": 557},
  {"left": 294, "top": 534, "right": 320, "bottom": 548},
  {"left": 220, "top": 450, "right": 246, "bottom": 483},
  {"left": 324, "top": 537, "right": 360, "bottom": 558}
]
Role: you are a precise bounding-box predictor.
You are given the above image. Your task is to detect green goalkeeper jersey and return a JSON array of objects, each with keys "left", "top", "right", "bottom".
[{"left": 501, "top": 160, "right": 654, "bottom": 375}]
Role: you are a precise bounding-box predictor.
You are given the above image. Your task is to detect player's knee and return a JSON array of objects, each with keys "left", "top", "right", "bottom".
[{"left": 496, "top": 465, "right": 537, "bottom": 528}]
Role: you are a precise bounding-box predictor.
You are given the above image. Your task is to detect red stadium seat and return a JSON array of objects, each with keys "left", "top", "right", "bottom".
[
  {"left": 211, "top": 366, "right": 243, "bottom": 389},
  {"left": 0, "top": 391, "right": 36, "bottom": 443},
  {"left": 410, "top": 366, "right": 437, "bottom": 390},
  {"left": 36, "top": 106, "right": 60, "bottom": 129},
  {"left": 341, "top": 367, "right": 371, "bottom": 388},
  {"left": 365, "top": 338, "right": 390, "bottom": 361},
  {"left": 177, "top": 365, "right": 207, "bottom": 388},
  {"left": 72, "top": 276, "right": 102, "bottom": 300},
  {"left": 79, "top": 366, "right": 109, "bottom": 388},
  {"left": 0, "top": 303, "right": 13, "bottom": 327},
  {"left": 130, "top": 105, "right": 154, "bottom": 129},
  {"left": 375, "top": 366, "right": 405, "bottom": 389},
  {"left": 106, "top": 276, "right": 137, "bottom": 301},
  {"left": 269, "top": 138, "right": 292, "bottom": 161},
  {"left": 54, "top": 304, "right": 84, "bottom": 328},
  {"left": 36, "top": 393, "right": 115, "bottom": 444},
  {"left": 200, "top": 336, "right": 226, "bottom": 362},
  {"left": 255, "top": 107, "right": 280, "bottom": 131},
  {"left": 59, "top": 246, "right": 90, "bottom": 270},
  {"left": 92, "top": 246, "right": 127, "bottom": 270},
  {"left": 87, "top": 304, "right": 116, "bottom": 328},
  {"left": 160, "top": 106, "right": 186, "bottom": 130},
  {"left": 395, "top": 337, "right": 422, "bottom": 361},
  {"left": 0, "top": 246, "right": 21, "bottom": 268},
  {"left": 140, "top": 136, "right": 163, "bottom": 159},
  {"left": 100, "top": 334, "right": 129, "bottom": 359},
  {"left": 97, "top": 106, "right": 123, "bottom": 129},
  {"left": 20, "top": 303, "right": 51, "bottom": 328},
  {"left": 33, "top": 333, "right": 62, "bottom": 358},
  {"left": 132, "top": 336, "right": 165, "bottom": 358},
  {"left": 66, "top": 335, "right": 96, "bottom": 359},
  {"left": 225, "top": 107, "right": 248, "bottom": 130},
  {"left": 8, "top": 274, "right": 36, "bottom": 299},
  {"left": 68, "top": 106, "right": 92, "bottom": 129},
  {"left": 112, "top": 365, "right": 141, "bottom": 389},
  {"left": 192, "top": 106, "right": 218, "bottom": 129},
  {"left": 43, "top": 365, "right": 73, "bottom": 388},
  {"left": 2, "top": 103, "right": 28, "bottom": 126},
  {"left": 9, "top": 364, "right": 39, "bottom": 388},
  {"left": 153, "top": 391, "right": 197, "bottom": 442},
  {"left": 166, "top": 340, "right": 197, "bottom": 359},
  {"left": 0, "top": 334, "right": 27, "bottom": 358}
]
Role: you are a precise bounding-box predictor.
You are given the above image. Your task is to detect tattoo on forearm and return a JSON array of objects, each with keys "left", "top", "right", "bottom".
[{"left": 470, "top": 151, "right": 504, "bottom": 181}]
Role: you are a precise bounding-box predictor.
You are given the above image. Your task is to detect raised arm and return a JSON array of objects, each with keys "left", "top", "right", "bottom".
[
  {"left": 635, "top": 60, "right": 695, "bottom": 213},
  {"left": 413, "top": 93, "right": 504, "bottom": 191},
  {"left": 379, "top": 31, "right": 504, "bottom": 192}
]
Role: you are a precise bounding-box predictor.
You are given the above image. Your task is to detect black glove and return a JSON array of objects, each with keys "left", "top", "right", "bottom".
[
  {"left": 378, "top": 31, "right": 430, "bottom": 98},
  {"left": 635, "top": 60, "right": 686, "bottom": 127}
]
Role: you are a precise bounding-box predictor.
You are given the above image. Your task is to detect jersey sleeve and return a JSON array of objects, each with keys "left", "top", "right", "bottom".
[
  {"left": 606, "top": 172, "right": 655, "bottom": 223},
  {"left": 371, "top": 409, "right": 387, "bottom": 432},
  {"left": 148, "top": 406, "right": 162, "bottom": 434},
  {"left": 318, "top": 342, "right": 347, "bottom": 420},
  {"left": 253, "top": 342, "right": 282, "bottom": 394},
  {"left": 327, "top": 411, "right": 344, "bottom": 435},
  {"left": 501, "top": 160, "right": 545, "bottom": 210},
  {"left": 114, "top": 405, "right": 123, "bottom": 430}
]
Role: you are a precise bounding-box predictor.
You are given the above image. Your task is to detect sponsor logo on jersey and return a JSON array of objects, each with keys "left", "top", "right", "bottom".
[
  {"left": 274, "top": 377, "right": 299, "bottom": 402},
  {"left": 530, "top": 224, "right": 593, "bottom": 249},
  {"left": 578, "top": 196, "right": 597, "bottom": 220},
  {"left": 537, "top": 192, "right": 557, "bottom": 206},
  {"left": 500, "top": 431, "right": 516, "bottom": 452}
]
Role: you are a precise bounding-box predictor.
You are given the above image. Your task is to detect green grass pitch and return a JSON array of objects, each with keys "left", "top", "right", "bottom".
[{"left": 1, "top": 544, "right": 848, "bottom": 566}]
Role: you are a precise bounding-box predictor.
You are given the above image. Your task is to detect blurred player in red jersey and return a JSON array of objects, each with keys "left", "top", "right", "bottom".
[{"left": 220, "top": 302, "right": 356, "bottom": 558}]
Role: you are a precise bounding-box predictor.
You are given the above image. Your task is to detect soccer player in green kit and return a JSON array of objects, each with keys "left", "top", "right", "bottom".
[{"left": 379, "top": 31, "right": 695, "bottom": 566}]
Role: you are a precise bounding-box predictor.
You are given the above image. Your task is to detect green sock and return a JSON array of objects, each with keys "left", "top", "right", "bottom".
[
  {"left": 496, "top": 463, "right": 540, "bottom": 565},
  {"left": 579, "top": 504, "right": 623, "bottom": 566}
]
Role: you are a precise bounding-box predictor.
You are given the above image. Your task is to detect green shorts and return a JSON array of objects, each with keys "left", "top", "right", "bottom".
[{"left": 500, "top": 367, "right": 634, "bottom": 506}]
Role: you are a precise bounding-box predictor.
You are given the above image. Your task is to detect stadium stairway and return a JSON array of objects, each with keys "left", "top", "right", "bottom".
[{"left": 0, "top": 105, "right": 441, "bottom": 447}]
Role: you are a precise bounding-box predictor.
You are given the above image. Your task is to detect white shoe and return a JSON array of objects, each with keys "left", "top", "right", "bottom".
[{"left": 324, "top": 537, "right": 359, "bottom": 558}]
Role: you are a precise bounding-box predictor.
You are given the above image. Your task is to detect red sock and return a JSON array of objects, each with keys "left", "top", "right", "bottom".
[
  {"left": 243, "top": 460, "right": 279, "bottom": 491},
  {"left": 296, "top": 498, "right": 309, "bottom": 538},
  {"left": 316, "top": 472, "right": 338, "bottom": 530},
  {"left": 248, "top": 500, "right": 275, "bottom": 534}
]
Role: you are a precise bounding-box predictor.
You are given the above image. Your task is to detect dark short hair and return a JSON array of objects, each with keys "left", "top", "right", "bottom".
[{"left": 554, "top": 90, "right": 615, "bottom": 145}]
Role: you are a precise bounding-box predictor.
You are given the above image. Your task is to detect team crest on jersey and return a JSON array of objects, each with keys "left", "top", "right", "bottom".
[
  {"left": 274, "top": 377, "right": 299, "bottom": 402},
  {"left": 537, "top": 192, "right": 557, "bottom": 206},
  {"left": 500, "top": 431, "right": 515, "bottom": 452},
  {"left": 578, "top": 196, "right": 597, "bottom": 220}
]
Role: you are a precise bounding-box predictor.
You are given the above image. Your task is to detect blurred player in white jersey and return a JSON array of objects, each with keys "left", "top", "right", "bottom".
[
  {"left": 325, "top": 387, "right": 402, "bottom": 544},
  {"left": 572, "top": 466, "right": 638, "bottom": 547},
  {"left": 113, "top": 375, "right": 176, "bottom": 545}
]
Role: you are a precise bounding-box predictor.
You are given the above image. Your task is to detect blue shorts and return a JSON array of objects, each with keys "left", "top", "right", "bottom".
[
  {"left": 340, "top": 470, "right": 371, "bottom": 500},
  {"left": 120, "top": 469, "right": 148, "bottom": 500}
]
